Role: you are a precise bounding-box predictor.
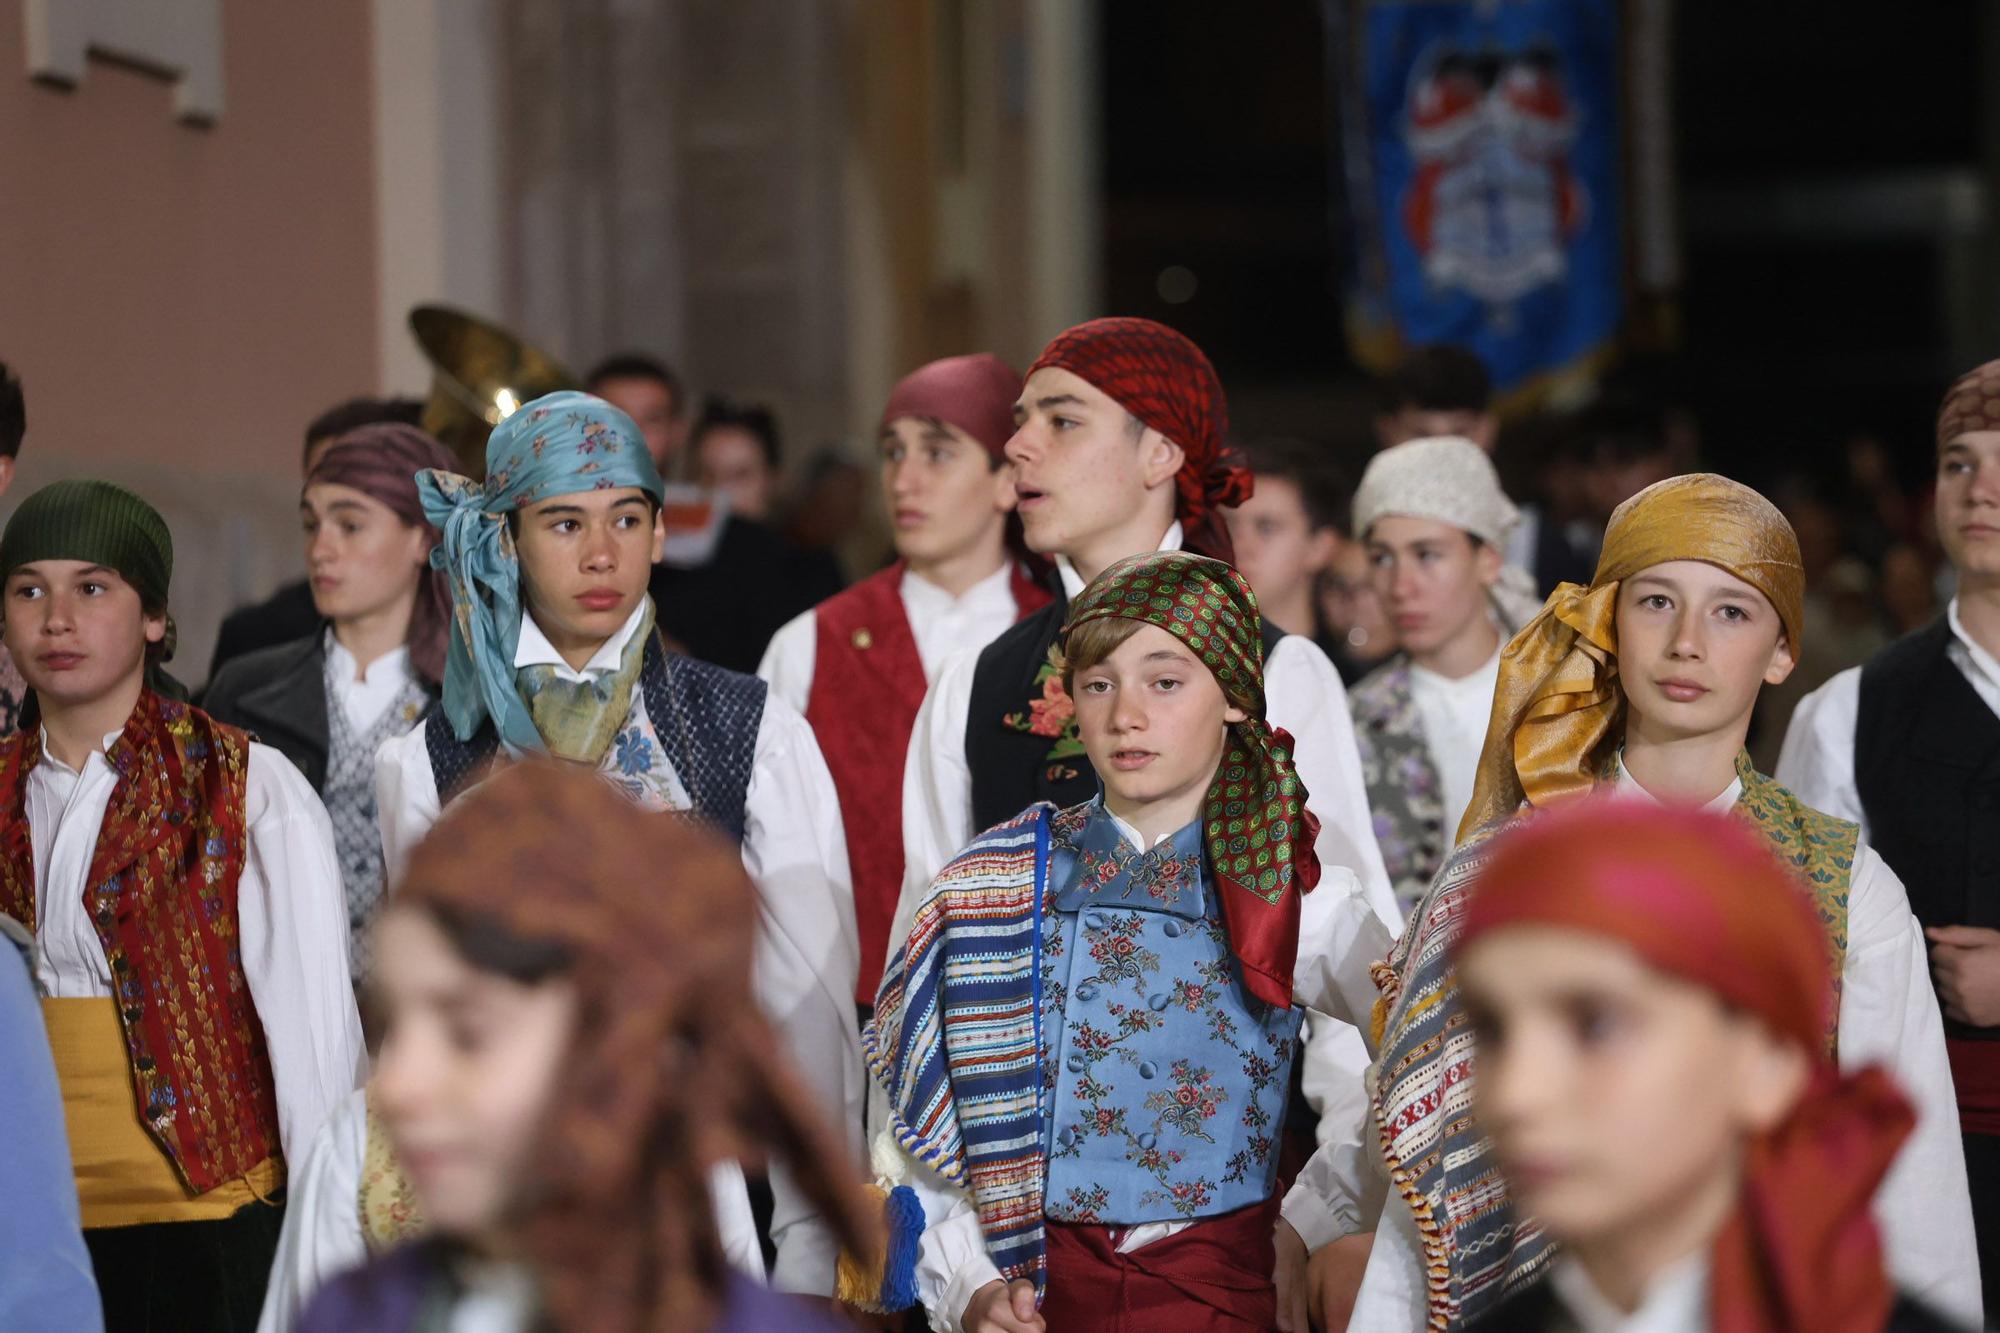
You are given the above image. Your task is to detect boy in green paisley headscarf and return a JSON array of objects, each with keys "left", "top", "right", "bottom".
[
  {"left": 1341, "top": 474, "right": 1980, "bottom": 1330},
  {"left": 373, "top": 391, "right": 866, "bottom": 1298}
]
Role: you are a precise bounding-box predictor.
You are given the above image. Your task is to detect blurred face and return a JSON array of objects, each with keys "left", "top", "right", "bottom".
[
  {"left": 1072, "top": 623, "right": 1245, "bottom": 821},
  {"left": 1366, "top": 515, "right": 1501, "bottom": 660},
  {"left": 301, "top": 483, "right": 432, "bottom": 627},
  {"left": 3, "top": 561, "right": 165, "bottom": 710},
  {"left": 594, "top": 376, "right": 684, "bottom": 476},
  {"left": 1006, "top": 368, "right": 1182, "bottom": 563},
  {"left": 1377, "top": 408, "right": 1497, "bottom": 453},
  {"left": 371, "top": 908, "right": 578, "bottom": 1242},
  {"left": 879, "top": 417, "right": 1015, "bottom": 568},
  {"left": 1936, "top": 431, "right": 2000, "bottom": 584},
  {"left": 1225, "top": 477, "right": 1338, "bottom": 624},
  {"left": 1464, "top": 927, "right": 1804, "bottom": 1251},
  {"left": 513, "top": 487, "right": 664, "bottom": 660},
  {"left": 1614, "top": 560, "right": 1794, "bottom": 746},
  {"left": 1319, "top": 537, "right": 1396, "bottom": 663},
  {"left": 696, "top": 427, "right": 776, "bottom": 522}
]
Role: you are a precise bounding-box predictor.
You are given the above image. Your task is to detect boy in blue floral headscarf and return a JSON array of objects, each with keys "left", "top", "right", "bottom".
[{"left": 373, "top": 390, "right": 865, "bottom": 1296}]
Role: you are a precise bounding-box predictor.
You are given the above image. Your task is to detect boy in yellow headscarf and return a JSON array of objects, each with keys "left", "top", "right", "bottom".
[{"left": 1339, "top": 474, "right": 1981, "bottom": 1330}]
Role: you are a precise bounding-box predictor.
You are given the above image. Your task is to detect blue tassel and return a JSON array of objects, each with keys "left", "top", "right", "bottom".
[{"left": 880, "top": 1183, "right": 925, "bottom": 1311}]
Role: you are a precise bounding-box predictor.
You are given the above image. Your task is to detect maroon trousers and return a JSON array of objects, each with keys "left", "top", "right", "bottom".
[{"left": 1038, "top": 1197, "right": 1280, "bottom": 1332}]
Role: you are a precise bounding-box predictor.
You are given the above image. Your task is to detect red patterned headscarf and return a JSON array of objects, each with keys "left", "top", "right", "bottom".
[
  {"left": 1063, "top": 550, "right": 1320, "bottom": 1008},
  {"left": 1937, "top": 358, "right": 2000, "bottom": 449},
  {"left": 1027, "top": 317, "right": 1250, "bottom": 563},
  {"left": 1460, "top": 802, "right": 1914, "bottom": 1333},
  {"left": 880, "top": 353, "right": 1022, "bottom": 461}
]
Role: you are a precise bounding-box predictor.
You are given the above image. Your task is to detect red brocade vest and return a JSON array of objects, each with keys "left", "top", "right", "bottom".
[
  {"left": 0, "top": 691, "right": 282, "bottom": 1194},
  {"left": 808, "top": 561, "right": 1051, "bottom": 1003}
]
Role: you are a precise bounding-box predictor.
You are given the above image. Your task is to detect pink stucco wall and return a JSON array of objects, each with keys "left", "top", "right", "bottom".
[{"left": 0, "top": 0, "right": 379, "bottom": 477}]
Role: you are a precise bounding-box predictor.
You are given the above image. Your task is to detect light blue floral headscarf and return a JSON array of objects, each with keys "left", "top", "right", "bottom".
[{"left": 418, "top": 390, "right": 665, "bottom": 752}]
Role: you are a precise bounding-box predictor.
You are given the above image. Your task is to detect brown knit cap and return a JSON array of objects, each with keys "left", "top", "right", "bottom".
[
  {"left": 396, "top": 761, "right": 879, "bottom": 1333},
  {"left": 1937, "top": 358, "right": 2000, "bottom": 449}
]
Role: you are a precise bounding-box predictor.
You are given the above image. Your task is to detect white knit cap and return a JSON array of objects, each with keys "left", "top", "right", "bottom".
[
  {"left": 1352, "top": 435, "right": 1544, "bottom": 630},
  {"left": 1352, "top": 435, "right": 1519, "bottom": 548}
]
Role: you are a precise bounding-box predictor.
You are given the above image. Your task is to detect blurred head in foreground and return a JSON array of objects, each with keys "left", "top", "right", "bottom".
[
  {"left": 1459, "top": 801, "right": 1914, "bottom": 1329},
  {"left": 370, "top": 762, "right": 875, "bottom": 1331}
]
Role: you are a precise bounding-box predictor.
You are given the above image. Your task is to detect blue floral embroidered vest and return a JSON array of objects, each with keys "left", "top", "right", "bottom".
[{"left": 1041, "top": 802, "right": 1302, "bottom": 1224}]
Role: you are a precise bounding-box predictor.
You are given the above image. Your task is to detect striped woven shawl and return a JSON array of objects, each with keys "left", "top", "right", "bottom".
[
  {"left": 866, "top": 804, "right": 1055, "bottom": 1293},
  {"left": 1370, "top": 753, "right": 1855, "bottom": 1329}
]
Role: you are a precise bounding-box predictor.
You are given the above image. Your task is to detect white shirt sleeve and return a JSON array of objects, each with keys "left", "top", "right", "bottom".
[
  {"left": 1265, "top": 636, "right": 1402, "bottom": 935},
  {"left": 373, "top": 724, "right": 441, "bottom": 892},
  {"left": 891, "top": 647, "right": 981, "bottom": 963},
  {"left": 709, "top": 1159, "right": 770, "bottom": 1281},
  {"left": 256, "top": 1087, "right": 369, "bottom": 1333},
  {"left": 1345, "top": 1191, "right": 1430, "bottom": 1333},
  {"left": 1837, "top": 846, "right": 1983, "bottom": 1327},
  {"left": 741, "top": 695, "right": 865, "bottom": 1295},
  {"left": 1773, "top": 667, "right": 1868, "bottom": 837},
  {"left": 236, "top": 745, "right": 369, "bottom": 1167},
  {"left": 756, "top": 608, "right": 819, "bottom": 717},
  {"left": 1278, "top": 867, "right": 1395, "bottom": 1250}
]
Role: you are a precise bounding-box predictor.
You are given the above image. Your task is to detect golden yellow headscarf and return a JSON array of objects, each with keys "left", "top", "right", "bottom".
[{"left": 1456, "top": 473, "right": 1804, "bottom": 842}]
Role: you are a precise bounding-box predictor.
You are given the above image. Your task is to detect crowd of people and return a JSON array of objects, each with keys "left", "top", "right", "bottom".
[{"left": 0, "top": 320, "right": 1991, "bottom": 1333}]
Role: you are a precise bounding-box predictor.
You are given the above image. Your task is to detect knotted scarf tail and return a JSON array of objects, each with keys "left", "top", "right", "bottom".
[{"left": 834, "top": 1183, "right": 926, "bottom": 1312}]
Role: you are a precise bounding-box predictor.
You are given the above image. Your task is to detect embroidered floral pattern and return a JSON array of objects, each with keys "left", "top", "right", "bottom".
[
  {"left": 1002, "top": 657, "right": 1086, "bottom": 765},
  {"left": 1042, "top": 805, "right": 1302, "bottom": 1226},
  {"left": 1349, "top": 660, "right": 1448, "bottom": 917}
]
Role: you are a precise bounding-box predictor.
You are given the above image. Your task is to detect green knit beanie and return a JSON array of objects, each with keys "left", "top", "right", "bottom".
[{"left": 0, "top": 478, "right": 184, "bottom": 698}]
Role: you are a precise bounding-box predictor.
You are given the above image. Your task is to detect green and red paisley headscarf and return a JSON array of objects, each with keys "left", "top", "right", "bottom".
[{"left": 1062, "top": 550, "right": 1321, "bottom": 1007}]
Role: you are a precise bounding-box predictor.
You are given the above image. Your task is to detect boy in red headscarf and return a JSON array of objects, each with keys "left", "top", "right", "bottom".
[
  {"left": 759, "top": 354, "right": 1051, "bottom": 1012},
  {"left": 1457, "top": 801, "right": 1961, "bottom": 1332}
]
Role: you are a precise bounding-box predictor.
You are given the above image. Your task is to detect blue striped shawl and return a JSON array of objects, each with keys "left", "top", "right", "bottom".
[{"left": 866, "top": 805, "right": 1055, "bottom": 1293}]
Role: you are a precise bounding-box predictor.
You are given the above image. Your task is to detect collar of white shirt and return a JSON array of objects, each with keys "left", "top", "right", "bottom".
[
  {"left": 1104, "top": 805, "right": 1199, "bottom": 855},
  {"left": 1549, "top": 1253, "right": 1708, "bottom": 1333},
  {"left": 511, "top": 601, "right": 648, "bottom": 684},
  {"left": 1407, "top": 643, "right": 1503, "bottom": 705},
  {"left": 324, "top": 631, "right": 412, "bottom": 689},
  {"left": 35, "top": 726, "right": 126, "bottom": 779},
  {"left": 1055, "top": 521, "right": 1184, "bottom": 601},
  {"left": 1946, "top": 596, "right": 2000, "bottom": 696},
  {"left": 900, "top": 560, "right": 1016, "bottom": 618},
  {"left": 1611, "top": 751, "right": 1742, "bottom": 813}
]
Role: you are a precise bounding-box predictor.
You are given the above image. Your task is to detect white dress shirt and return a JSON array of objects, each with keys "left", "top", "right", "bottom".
[
  {"left": 255, "top": 1086, "right": 766, "bottom": 1333},
  {"left": 758, "top": 562, "right": 1023, "bottom": 713},
  {"left": 1407, "top": 645, "right": 1502, "bottom": 840},
  {"left": 1547, "top": 1253, "right": 1708, "bottom": 1333},
  {"left": 1346, "top": 762, "right": 1984, "bottom": 1331},
  {"left": 324, "top": 633, "right": 419, "bottom": 734},
  {"left": 26, "top": 728, "right": 366, "bottom": 1169},
  {"left": 374, "top": 601, "right": 862, "bottom": 1295},
  {"left": 1776, "top": 597, "right": 2000, "bottom": 839},
  {"left": 883, "top": 811, "right": 1394, "bottom": 1330}
]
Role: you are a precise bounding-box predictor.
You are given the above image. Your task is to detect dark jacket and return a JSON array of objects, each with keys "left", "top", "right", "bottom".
[
  {"left": 202, "top": 631, "right": 439, "bottom": 792},
  {"left": 650, "top": 516, "right": 844, "bottom": 673},
  {"left": 1472, "top": 1276, "right": 1967, "bottom": 1332},
  {"left": 207, "top": 579, "right": 321, "bottom": 685}
]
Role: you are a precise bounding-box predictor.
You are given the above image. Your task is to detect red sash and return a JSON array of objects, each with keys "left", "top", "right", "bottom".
[
  {"left": 807, "top": 562, "right": 1051, "bottom": 1003},
  {"left": 0, "top": 692, "right": 281, "bottom": 1194},
  {"left": 1040, "top": 1195, "right": 1280, "bottom": 1331}
]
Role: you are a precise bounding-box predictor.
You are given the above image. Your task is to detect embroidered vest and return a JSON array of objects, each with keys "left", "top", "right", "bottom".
[
  {"left": 0, "top": 692, "right": 282, "bottom": 1194},
  {"left": 325, "top": 655, "right": 428, "bottom": 980},
  {"left": 1348, "top": 659, "right": 1448, "bottom": 917},
  {"left": 1041, "top": 807, "right": 1300, "bottom": 1225},
  {"left": 424, "top": 628, "right": 765, "bottom": 843},
  {"left": 810, "top": 562, "right": 1052, "bottom": 1004}
]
